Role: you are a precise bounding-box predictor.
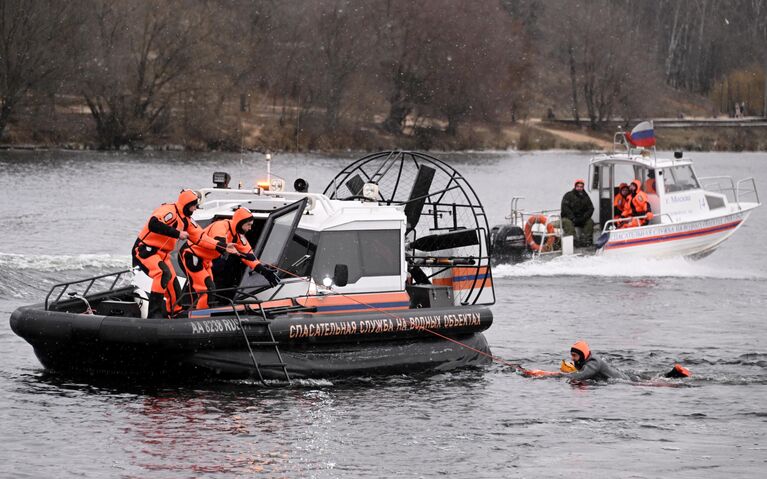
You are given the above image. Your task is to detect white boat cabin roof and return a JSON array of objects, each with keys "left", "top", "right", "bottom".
[
  {"left": 195, "top": 188, "right": 406, "bottom": 232},
  {"left": 590, "top": 152, "right": 692, "bottom": 169}
]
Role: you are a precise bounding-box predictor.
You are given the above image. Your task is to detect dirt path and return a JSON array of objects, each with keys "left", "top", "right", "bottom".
[{"left": 532, "top": 123, "right": 613, "bottom": 150}]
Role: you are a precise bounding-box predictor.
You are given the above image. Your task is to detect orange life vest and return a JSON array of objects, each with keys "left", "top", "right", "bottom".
[
  {"left": 187, "top": 208, "right": 259, "bottom": 268},
  {"left": 630, "top": 180, "right": 650, "bottom": 215},
  {"left": 613, "top": 185, "right": 632, "bottom": 220},
  {"left": 136, "top": 190, "right": 215, "bottom": 252},
  {"left": 644, "top": 178, "right": 656, "bottom": 194}
]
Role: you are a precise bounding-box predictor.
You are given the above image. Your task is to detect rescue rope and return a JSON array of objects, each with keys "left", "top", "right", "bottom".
[{"left": 261, "top": 262, "right": 526, "bottom": 372}]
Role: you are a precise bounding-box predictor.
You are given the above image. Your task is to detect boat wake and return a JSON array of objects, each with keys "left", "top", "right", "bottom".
[
  {"left": 0, "top": 252, "right": 130, "bottom": 272},
  {"left": 0, "top": 252, "right": 131, "bottom": 299},
  {"left": 492, "top": 254, "right": 766, "bottom": 280}
]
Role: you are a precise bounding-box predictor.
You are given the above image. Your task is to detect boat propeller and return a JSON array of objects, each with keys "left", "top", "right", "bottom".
[
  {"left": 407, "top": 228, "right": 479, "bottom": 252},
  {"left": 324, "top": 151, "right": 494, "bottom": 306}
]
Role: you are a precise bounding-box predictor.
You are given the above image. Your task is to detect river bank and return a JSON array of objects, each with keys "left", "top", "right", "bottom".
[{"left": 3, "top": 112, "right": 767, "bottom": 153}]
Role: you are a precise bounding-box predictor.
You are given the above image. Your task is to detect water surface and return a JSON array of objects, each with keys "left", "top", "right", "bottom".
[{"left": 1, "top": 149, "right": 765, "bottom": 477}]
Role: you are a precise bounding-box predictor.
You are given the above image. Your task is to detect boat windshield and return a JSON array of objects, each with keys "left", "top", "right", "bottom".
[
  {"left": 259, "top": 211, "right": 297, "bottom": 266},
  {"left": 664, "top": 165, "right": 699, "bottom": 192},
  {"left": 279, "top": 228, "right": 319, "bottom": 278},
  {"left": 311, "top": 230, "right": 401, "bottom": 285},
  {"left": 271, "top": 228, "right": 402, "bottom": 285}
]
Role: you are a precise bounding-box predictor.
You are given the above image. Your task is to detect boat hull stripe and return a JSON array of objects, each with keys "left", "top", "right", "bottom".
[
  {"left": 605, "top": 219, "right": 742, "bottom": 249},
  {"left": 314, "top": 301, "right": 411, "bottom": 312}
]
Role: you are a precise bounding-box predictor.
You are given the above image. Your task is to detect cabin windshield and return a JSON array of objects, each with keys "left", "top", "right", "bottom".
[
  {"left": 664, "top": 165, "right": 699, "bottom": 192},
  {"left": 273, "top": 228, "right": 401, "bottom": 284},
  {"left": 259, "top": 211, "right": 297, "bottom": 266},
  {"left": 279, "top": 228, "right": 319, "bottom": 278},
  {"left": 311, "top": 230, "right": 401, "bottom": 285}
]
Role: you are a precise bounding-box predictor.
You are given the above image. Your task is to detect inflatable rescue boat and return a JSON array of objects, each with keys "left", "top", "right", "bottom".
[{"left": 10, "top": 151, "right": 496, "bottom": 383}]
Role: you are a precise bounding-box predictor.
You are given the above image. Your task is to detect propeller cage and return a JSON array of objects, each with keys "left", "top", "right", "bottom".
[{"left": 324, "top": 151, "right": 494, "bottom": 306}]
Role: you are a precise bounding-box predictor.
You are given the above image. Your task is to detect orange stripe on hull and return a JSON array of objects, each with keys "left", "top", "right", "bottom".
[
  {"left": 433, "top": 267, "right": 492, "bottom": 290},
  {"left": 297, "top": 292, "right": 410, "bottom": 315}
]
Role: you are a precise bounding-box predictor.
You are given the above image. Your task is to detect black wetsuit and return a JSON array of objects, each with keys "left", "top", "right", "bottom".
[{"left": 567, "top": 355, "right": 629, "bottom": 381}]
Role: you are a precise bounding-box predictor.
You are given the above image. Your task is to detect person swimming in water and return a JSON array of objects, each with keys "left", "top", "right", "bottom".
[{"left": 523, "top": 340, "right": 691, "bottom": 381}]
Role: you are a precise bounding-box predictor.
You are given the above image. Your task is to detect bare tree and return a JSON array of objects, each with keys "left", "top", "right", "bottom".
[
  {"left": 313, "top": 0, "right": 372, "bottom": 132},
  {"left": 373, "top": 1, "right": 432, "bottom": 133},
  {"left": 416, "top": 0, "right": 530, "bottom": 135},
  {"left": 78, "top": 0, "right": 210, "bottom": 148},
  {"left": 543, "top": 0, "right": 662, "bottom": 128},
  {"left": 0, "top": 1, "right": 79, "bottom": 138}
]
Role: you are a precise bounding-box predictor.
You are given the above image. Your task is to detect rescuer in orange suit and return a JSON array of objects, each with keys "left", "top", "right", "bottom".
[
  {"left": 644, "top": 169, "right": 657, "bottom": 194},
  {"left": 613, "top": 183, "right": 632, "bottom": 221},
  {"left": 133, "top": 190, "right": 235, "bottom": 318},
  {"left": 179, "top": 207, "right": 280, "bottom": 309},
  {"left": 622, "top": 179, "right": 654, "bottom": 228}
]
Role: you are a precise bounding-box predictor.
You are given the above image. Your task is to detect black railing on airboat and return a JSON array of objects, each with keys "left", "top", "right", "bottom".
[{"left": 45, "top": 269, "right": 134, "bottom": 311}]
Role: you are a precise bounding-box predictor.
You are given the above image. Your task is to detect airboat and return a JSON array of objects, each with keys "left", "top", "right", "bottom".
[
  {"left": 490, "top": 131, "right": 760, "bottom": 265},
  {"left": 10, "top": 152, "right": 495, "bottom": 383}
]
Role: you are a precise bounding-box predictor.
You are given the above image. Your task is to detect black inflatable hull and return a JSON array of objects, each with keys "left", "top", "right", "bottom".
[{"left": 10, "top": 305, "right": 493, "bottom": 380}]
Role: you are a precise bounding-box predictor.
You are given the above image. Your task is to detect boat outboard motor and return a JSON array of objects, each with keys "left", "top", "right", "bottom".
[{"left": 490, "top": 224, "right": 527, "bottom": 265}]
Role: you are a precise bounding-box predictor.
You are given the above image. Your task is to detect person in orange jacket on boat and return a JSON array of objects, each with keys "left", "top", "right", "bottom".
[
  {"left": 644, "top": 169, "right": 657, "bottom": 194},
  {"left": 613, "top": 183, "right": 632, "bottom": 222},
  {"left": 621, "top": 179, "right": 654, "bottom": 228},
  {"left": 133, "top": 190, "right": 234, "bottom": 318},
  {"left": 179, "top": 207, "right": 280, "bottom": 309}
]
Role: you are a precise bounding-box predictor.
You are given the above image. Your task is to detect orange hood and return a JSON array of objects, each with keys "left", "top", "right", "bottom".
[
  {"left": 571, "top": 340, "right": 591, "bottom": 361},
  {"left": 175, "top": 190, "right": 199, "bottom": 217},
  {"left": 232, "top": 207, "right": 254, "bottom": 234},
  {"left": 618, "top": 182, "right": 629, "bottom": 195}
]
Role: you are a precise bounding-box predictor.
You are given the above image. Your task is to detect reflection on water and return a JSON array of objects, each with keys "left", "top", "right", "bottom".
[{"left": 1, "top": 149, "right": 766, "bottom": 477}]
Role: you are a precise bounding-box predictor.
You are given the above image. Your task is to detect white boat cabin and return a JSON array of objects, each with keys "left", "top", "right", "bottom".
[
  {"left": 588, "top": 151, "right": 759, "bottom": 231},
  {"left": 194, "top": 186, "right": 407, "bottom": 299}
]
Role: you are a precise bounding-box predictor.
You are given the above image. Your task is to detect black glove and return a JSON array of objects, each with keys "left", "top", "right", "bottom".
[{"left": 254, "top": 263, "right": 281, "bottom": 287}]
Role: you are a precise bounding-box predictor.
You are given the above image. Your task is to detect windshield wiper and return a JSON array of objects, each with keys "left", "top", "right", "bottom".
[{"left": 291, "top": 254, "right": 312, "bottom": 268}]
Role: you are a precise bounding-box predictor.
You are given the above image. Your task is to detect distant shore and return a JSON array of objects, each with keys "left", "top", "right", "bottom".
[{"left": 3, "top": 118, "right": 767, "bottom": 153}]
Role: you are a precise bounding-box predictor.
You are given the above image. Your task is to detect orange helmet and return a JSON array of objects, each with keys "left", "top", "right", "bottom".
[
  {"left": 570, "top": 340, "right": 591, "bottom": 370},
  {"left": 232, "top": 207, "right": 254, "bottom": 234},
  {"left": 176, "top": 190, "right": 199, "bottom": 217}
]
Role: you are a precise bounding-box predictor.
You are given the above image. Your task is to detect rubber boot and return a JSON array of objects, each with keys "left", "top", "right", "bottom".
[{"left": 147, "top": 292, "right": 166, "bottom": 319}]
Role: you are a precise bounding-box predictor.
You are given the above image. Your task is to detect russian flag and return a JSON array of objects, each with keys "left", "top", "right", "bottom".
[{"left": 625, "top": 121, "right": 655, "bottom": 147}]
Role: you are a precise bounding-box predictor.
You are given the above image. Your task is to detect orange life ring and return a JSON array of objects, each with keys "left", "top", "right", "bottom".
[{"left": 524, "top": 215, "right": 556, "bottom": 252}]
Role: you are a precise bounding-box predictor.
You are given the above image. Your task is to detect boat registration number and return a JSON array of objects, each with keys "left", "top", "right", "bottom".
[{"left": 190, "top": 319, "right": 240, "bottom": 335}]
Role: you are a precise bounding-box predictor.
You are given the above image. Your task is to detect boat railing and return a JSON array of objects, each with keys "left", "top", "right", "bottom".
[
  {"left": 507, "top": 201, "right": 562, "bottom": 230},
  {"left": 612, "top": 131, "right": 629, "bottom": 153},
  {"left": 505, "top": 197, "right": 525, "bottom": 226},
  {"left": 698, "top": 176, "right": 760, "bottom": 209},
  {"left": 698, "top": 176, "right": 737, "bottom": 202},
  {"left": 600, "top": 213, "right": 673, "bottom": 233},
  {"left": 736, "top": 177, "right": 760, "bottom": 207},
  {"left": 522, "top": 212, "right": 562, "bottom": 260},
  {"left": 45, "top": 269, "right": 134, "bottom": 311},
  {"left": 172, "top": 285, "right": 318, "bottom": 318}
]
